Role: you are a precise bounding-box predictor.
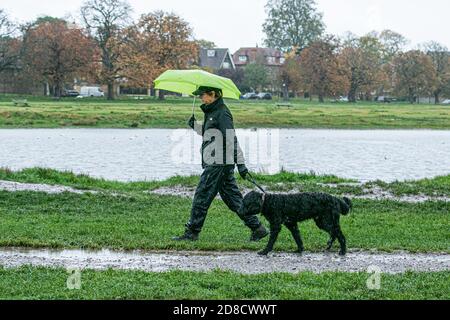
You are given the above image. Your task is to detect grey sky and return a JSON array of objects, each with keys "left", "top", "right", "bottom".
[{"left": 2, "top": 0, "right": 449, "bottom": 53}]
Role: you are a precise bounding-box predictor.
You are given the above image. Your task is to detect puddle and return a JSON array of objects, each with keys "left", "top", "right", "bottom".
[
  {"left": 0, "top": 247, "right": 448, "bottom": 274},
  {"left": 1, "top": 129, "right": 449, "bottom": 182},
  {"left": 150, "top": 185, "right": 450, "bottom": 203},
  {"left": 0, "top": 180, "right": 97, "bottom": 195}
]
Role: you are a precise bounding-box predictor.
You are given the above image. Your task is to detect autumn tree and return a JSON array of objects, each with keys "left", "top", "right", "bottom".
[
  {"left": 393, "top": 50, "right": 436, "bottom": 103},
  {"left": 0, "top": 9, "right": 20, "bottom": 74},
  {"left": 81, "top": 0, "right": 132, "bottom": 100},
  {"left": 22, "top": 19, "right": 96, "bottom": 98},
  {"left": 263, "top": 0, "right": 324, "bottom": 53},
  {"left": 243, "top": 54, "right": 269, "bottom": 92},
  {"left": 422, "top": 41, "right": 450, "bottom": 104},
  {"left": 339, "top": 35, "right": 386, "bottom": 102},
  {"left": 121, "top": 11, "right": 198, "bottom": 99},
  {"left": 279, "top": 50, "right": 302, "bottom": 99},
  {"left": 298, "top": 37, "right": 348, "bottom": 102}
]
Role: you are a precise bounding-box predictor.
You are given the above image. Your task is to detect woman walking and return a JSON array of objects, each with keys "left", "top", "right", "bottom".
[{"left": 173, "top": 86, "right": 268, "bottom": 242}]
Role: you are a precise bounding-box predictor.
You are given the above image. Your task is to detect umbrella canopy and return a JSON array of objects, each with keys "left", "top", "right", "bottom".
[{"left": 153, "top": 69, "right": 241, "bottom": 100}]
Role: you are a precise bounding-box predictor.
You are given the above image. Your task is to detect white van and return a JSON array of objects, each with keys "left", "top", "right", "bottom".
[{"left": 79, "top": 86, "right": 104, "bottom": 97}]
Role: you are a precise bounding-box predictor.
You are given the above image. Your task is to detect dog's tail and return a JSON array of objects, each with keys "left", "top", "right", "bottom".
[{"left": 339, "top": 197, "right": 353, "bottom": 215}]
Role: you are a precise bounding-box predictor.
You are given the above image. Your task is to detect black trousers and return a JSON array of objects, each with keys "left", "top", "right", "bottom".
[{"left": 186, "top": 165, "right": 262, "bottom": 233}]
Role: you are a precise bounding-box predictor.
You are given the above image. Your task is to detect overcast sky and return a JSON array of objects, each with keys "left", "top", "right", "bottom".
[{"left": 2, "top": 0, "right": 449, "bottom": 52}]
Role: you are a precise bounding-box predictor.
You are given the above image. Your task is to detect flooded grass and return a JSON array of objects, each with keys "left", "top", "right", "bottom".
[{"left": 0, "top": 168, "right": 448, "bottom": 300}]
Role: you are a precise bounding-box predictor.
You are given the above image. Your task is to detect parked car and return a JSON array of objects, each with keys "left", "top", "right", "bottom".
[
  {"left": 242, "top": 92, "right": 258, "bottom": 100},
  {"left": 61, "top": 89, "right": 80, "bottom": 97},
  {"left": 338, "top": 96, "right": 349, "bottom": 102},
  {"left": 376, "top": 96, "right": 396, "bottom": 103},
  {"left": 79, "top": 86, "right": 104, "bottom": 97},
  {"left": 442, "top": 99, "right": 450, "bottom": 105},
  {"left": 257, "top": 92, "right": 272, "bottom": 100}
]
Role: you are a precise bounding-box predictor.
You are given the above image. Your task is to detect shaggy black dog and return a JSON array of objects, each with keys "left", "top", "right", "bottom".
[{"left": 242, "top": 191, "right": 352, "bottom": 256}]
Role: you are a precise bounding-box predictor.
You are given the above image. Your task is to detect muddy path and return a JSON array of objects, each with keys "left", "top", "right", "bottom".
[
  {"left": 1, "top": 180, "right": 449, "bottom": 203},
  {"left": 0, "top": 248, "right": 448, "bottom": 274},
  {"left": 150, "top": 185, "right": 450, "bottom": 203},
  {"left": 0, "top": 180, "right": 98, "bottom": 195}
]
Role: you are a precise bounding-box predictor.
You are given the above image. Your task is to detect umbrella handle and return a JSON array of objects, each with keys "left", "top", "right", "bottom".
[{"left": 192, "top": 96, "right": 196, "bottom": 116}]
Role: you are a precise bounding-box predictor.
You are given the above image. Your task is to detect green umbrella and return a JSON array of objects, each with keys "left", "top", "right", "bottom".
[{"left": 153, "top": 69, "right": 241, "bottom": 100}]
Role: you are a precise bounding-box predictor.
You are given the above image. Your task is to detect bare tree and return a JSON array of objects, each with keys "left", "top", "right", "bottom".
[
  {"left": 378, "top": 30, "right": 409, "bottom": 61},
  {"left": 80, "top": 0, "right": 132, "bottom": 100},
  {"left": 263, "top": 0, "right": 325, "bottom": 53}
]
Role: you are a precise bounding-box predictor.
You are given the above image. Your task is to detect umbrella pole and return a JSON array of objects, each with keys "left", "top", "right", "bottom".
[{"left": 192, "top": 96, "right": 196, "bottom": 116}]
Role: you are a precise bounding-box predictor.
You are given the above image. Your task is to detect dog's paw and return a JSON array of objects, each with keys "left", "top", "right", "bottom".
[
  {"left": 295, "top": 248, "right": 304, "bottom": 255},
  {"left": 258, "top": 250, "right": 269, "bottom": 256},
  {"left": 339, "top": 250, "right": 347, "bottom": 256}
]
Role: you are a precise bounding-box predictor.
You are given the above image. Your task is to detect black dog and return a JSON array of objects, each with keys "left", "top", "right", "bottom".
[{"left": 242, "top": 191, "right": 352, "bottom": 256}]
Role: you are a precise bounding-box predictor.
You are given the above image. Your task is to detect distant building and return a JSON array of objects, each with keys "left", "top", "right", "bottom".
[
  {"left": 232, "top": 47, "right": 286, "bottom": 93},
  {"left": 232, "top": 47, "right": 285, "bottom": 70},
  {"left": 199, "top": 48, "right": 236, "bottom": 71}
]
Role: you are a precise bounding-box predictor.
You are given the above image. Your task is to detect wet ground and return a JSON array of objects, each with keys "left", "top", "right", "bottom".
[
  {"left": 149, "top": 185, "right": 450, "bottom": 203},
  {"left": 1, "top": 180, "right": 448, "bottom": 275},
  {"left": 1, "top": 180, "right": 449, "bottom": 203},
  {"left": 0, "top": 247, "right": 448, "bottom": 274},
  {"left": 0, "top": 180, "right": 98, "bottom": 194}
]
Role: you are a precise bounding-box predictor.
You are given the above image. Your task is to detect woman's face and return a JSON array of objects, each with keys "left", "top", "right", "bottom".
[{"left": 200, "top": 92, "right": 217, "bottom": 105}]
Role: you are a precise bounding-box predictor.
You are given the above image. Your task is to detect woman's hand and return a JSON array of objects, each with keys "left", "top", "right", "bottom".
[
  {"left": 188, "top": 115, "right": 196, "bottom": 129},
  {"left": 237, "top": 164, "right": 249, "bottom": 180}
]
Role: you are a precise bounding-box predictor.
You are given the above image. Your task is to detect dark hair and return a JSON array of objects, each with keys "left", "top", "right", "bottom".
[{"left": 205, "top": 89, "right": 222, "bottom": 99}]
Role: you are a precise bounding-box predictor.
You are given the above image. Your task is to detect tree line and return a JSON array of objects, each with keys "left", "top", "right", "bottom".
[
  {"left": 0, "top": 0, "right": 198, "bottom": 100},
  {"left": 263, "top": 0, "right": 450, "bottom": 103},
  {"left": 0, "top": 0, "right": 449, "bottom": 103}
]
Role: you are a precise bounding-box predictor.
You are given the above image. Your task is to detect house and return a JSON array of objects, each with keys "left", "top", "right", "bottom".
[
  {"left": 199, "top": 48, "right": 236, "bottom": 71},
  {"left": 232, "top": 47, "right": 285, "bottom": 70},
  {"left": 232, "top": 47, "right": 286, "bottom": 93}
]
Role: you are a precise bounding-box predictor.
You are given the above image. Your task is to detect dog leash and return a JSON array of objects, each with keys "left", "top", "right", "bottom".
[{"left": 246, "top": 172, "right": 267, "bottom": 194}]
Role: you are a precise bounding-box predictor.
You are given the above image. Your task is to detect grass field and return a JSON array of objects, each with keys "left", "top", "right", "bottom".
[
  {"left": 0, "top": 168, "right": 448, "bottom": 300},
  {"left": 0, "top": 95, "right": 449, "bottom": 129},
  {"left": 1, "top": 93, "right": 448, "bottom": 300},
  {"left": 0, "top": 266, "right": 448, "bottom": 300},
  {"left": 0, "top": 168, "right": 448, "bottom": 253}
]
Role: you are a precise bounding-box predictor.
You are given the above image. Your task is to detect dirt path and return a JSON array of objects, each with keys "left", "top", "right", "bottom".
[
  {"left": 150, "top": 185, "right": 450, "bottom": 203},
  {"left": 0, "top": 180, "right": 97, "bottom": 195},
  {"left": 0, "top": 248, "right": 448, "bottom": 274},
  {"left": 2, "top": 180, "right": 449, "bottom": 203}
]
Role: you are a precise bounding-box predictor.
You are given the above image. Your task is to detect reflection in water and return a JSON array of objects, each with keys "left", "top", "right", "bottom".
[{"left": 0, "top": 129, "right": 449, "bottom": 182}]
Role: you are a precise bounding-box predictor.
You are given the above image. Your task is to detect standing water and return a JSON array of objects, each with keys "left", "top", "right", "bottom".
[{"left": 0, "top": 129, "right": 449, "bottom": 182}]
